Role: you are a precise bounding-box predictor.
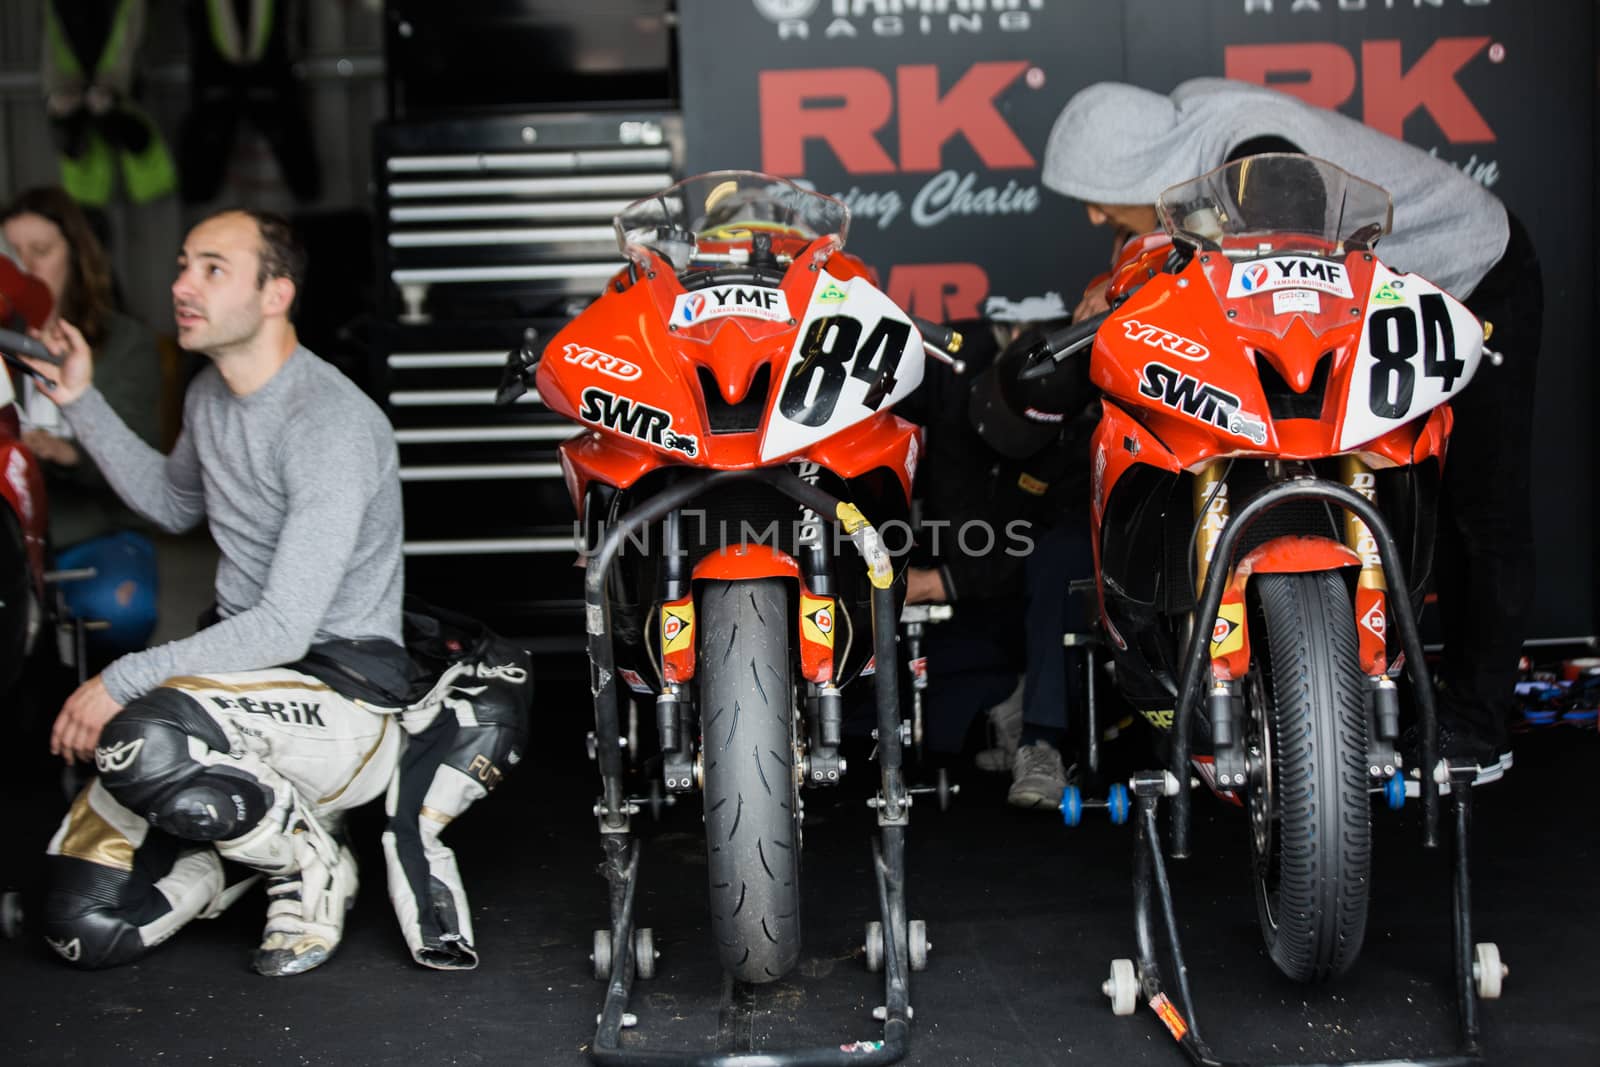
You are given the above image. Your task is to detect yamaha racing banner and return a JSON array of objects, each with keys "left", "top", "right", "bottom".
[{"left": 679, "top": 0, "right": 1594, "bottom": 639}]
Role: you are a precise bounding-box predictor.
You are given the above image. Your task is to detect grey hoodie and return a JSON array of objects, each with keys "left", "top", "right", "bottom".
[{"left": 1041, "top": 78, "right": 1509, "bottom": 300}]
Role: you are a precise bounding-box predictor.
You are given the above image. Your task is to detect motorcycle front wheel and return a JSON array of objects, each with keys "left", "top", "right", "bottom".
[
  {"left": 1247, "top": 569, "right": 1371, "bottom": 983},
  {"left": 698, "top": 578, "right": 802, "bottom": 983}
]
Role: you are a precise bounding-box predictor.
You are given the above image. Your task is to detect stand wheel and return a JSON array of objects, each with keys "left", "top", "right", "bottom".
[
  {"left": 1102, "top": 958, "right": 1139, "bottom": 1016},
  {"left": 633, "top": 927, "right": 656, "bottom": 980},
  {"left": 864, "top": 921, "right": 884, "bottom": 973},
  {"left": 935, "top": 768, "right": 954, "bottom": 812},
  {"left": 908, "top": 919, "right": 929, "bottom": 972},
  {"left": 1107, "top": 783, "right": 1130, "bottom": 825},
  {"left": 592, "top": 929, "right": 613, "bottom": 981},
  {"left": 1473, "top": 942, "right": 1507, "bottom": 999},
  {"left": 1060, "top": 785, "right": 1083, "bottom": 827},
  {"left": 1383, "top": 772, "right": 1406, "bottom": 810},
  {"left": 1, "top": 891, "right": 22, "bottom": 939}
]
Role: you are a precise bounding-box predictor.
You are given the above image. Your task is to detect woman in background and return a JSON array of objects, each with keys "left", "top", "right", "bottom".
[{"left": 2, "top": 186, "right": 163, "bottom": 655}]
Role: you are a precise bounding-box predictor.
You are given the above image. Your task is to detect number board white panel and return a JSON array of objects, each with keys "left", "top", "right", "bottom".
[
  {"left": 1338, "top": 262, "right": 1484, "bottom": 451},
  {"left": 759, "top": 274, "right": 925, "bottom": 461}
]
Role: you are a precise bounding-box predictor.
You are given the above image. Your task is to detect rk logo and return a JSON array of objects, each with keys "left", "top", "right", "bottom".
[{"left": 1225, "top": 37, "right": 1496, "bottom": 142}]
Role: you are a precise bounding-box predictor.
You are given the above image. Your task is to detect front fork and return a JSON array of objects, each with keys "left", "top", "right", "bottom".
[
  {"left": 1193, "top": 463, "right": 1249, "bottom": 789},
  {"left": 1340, "top": 456, "right": 1401, "bottom": 778},
  {"left": 652, "top": 508, "right": 849, "bottom": 796},
  {"left": 656, "top": 510, "right": 698, "bottom": 794},
  {"left": 1192, "top": 457, "right": 1402, "bottom": 793}
]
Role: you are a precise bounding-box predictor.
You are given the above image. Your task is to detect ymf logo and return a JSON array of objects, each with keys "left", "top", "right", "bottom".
[
  {"left": 1226, "top": 37, "right": 1496, "bottom": 143},
  {"left": 760, "top": 62, "right": 1035, "bottom": 175},
  {"left": 1240, "top": 265, "right": 1268, "bottom": 291},
  {"left": 681, "top": 294, "right": 706, "bottom": 324}
]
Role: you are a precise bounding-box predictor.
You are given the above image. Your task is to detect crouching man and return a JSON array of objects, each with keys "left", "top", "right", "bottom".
[{"left": 24, "top": 209, "right": 528, "bottom": 975}]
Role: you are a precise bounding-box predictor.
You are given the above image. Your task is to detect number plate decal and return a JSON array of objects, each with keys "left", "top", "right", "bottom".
[
  {"left": 1339, "top": 263, "right": 1483, "bottom": 451},
  {"left": 760, "top": 275, "right": 925, "bottom": 461}
]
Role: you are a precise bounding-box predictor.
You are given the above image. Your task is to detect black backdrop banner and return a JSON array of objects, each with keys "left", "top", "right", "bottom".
[{"left": 678, "top": 0, "right": 1595, "bottom": 640}]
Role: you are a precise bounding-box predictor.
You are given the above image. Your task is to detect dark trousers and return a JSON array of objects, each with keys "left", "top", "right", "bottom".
[
  {"left": 1021, "top": 522, "right": 1095, "bottom": 742},
  {"left": 1437, "top": 210, "right": 1542, "bottom": 749}
]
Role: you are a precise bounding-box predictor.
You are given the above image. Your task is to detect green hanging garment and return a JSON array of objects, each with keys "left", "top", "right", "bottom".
[{"left": 43, "top": 0, "right": 177, "bottom": 205}]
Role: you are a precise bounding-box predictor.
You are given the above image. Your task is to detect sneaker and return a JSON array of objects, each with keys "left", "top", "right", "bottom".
[
  {"left": 1007, "top": 740, "right": 1071, "bottom": 809},
  {"left": 975, "top": 678, "right": 1025, "bottom": 773},
  {"left": 252, "top": 842, "right": 360, "bottom": 977},
  {"left": 1401, "top": 722, "right": 1513, "bottom": 797}
]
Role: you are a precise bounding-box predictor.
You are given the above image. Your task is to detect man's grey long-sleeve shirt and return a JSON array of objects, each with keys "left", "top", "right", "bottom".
[{"left": 64, "top": 346, "right": 405, "bottom": 704}]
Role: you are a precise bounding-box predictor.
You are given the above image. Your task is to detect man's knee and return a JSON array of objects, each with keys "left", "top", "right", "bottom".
[{"left": 97, "top": 689, "right": 274, "bottom": 841}]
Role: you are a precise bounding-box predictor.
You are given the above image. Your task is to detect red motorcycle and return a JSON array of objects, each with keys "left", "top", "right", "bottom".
[
  {"left": 499, "top": 171, "right": 959, "bottom": 1065},
  {"left": 1025, "top": 156, "right": 1502, "bottom": 1061},
  {"left": 0, "top": 255, "right": 57, "bottom": 697}
]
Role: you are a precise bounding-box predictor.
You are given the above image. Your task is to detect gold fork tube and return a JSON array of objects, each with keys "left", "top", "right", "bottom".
[
  {"left": 1340, "top": 455, "right": 1387, "bottom": 592},
  {"left": 1193, "top": 461, "right": 1229, "bottom": 592}
]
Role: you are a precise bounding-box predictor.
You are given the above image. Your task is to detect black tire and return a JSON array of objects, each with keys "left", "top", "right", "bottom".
[
  {"left": 699, "top": 579, "right": 801, "bottom": 983},
  {"left": 1248, "top": 570, "right": 1371, "bottom": 983}
]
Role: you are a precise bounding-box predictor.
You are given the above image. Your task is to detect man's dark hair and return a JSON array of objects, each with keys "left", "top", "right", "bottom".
[{"left": 238, "top": 209, "right": 307, "bottom": 317}]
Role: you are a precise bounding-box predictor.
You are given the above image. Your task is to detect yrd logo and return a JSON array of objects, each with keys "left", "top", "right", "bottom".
[
  {"left": 759, "top": 62, "right": 1035, "bottom": 175},
  {"left": 1225, "top": 37, "right": 1495, "bottom": 142}
]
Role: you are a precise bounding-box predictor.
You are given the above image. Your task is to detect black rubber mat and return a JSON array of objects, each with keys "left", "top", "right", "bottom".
[{"left": 3, "top": 672, "right": 1597, "bottom": 1065}]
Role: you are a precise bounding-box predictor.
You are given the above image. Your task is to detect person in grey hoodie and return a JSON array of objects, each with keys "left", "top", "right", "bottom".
[
  {"left": 1040, "top": 78, "right": 1540, "bottom": 785},
  {"left": 24, "top": 208, "right": 408, "bottom": 976}
]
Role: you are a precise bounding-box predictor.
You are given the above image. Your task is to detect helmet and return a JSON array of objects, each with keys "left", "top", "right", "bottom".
[
  {"left": 968, "top": 319, "right": 1091, "bottom": 460},
  {"left": 55, "top": 531, "right": 158, "bottom": 652}
]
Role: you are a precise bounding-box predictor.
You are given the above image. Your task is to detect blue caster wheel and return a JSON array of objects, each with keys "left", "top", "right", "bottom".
[
  {"left": 1107, "top": 783, "right": 1130, "bottom": 825},
  {"left": 1060, "top": 785, "right": 1083, "bottom": 827},
  {"left": 1384, "top": 772, "right": 1406, "bottom": 810}
]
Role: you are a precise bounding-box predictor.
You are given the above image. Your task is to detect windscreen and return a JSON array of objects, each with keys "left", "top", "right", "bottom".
[
  {"left": 1156, "top": 154, "right": 1393, "bottom": 253},
  {"left": 615, "top": 171, "right": 850, "bottom": 271}
]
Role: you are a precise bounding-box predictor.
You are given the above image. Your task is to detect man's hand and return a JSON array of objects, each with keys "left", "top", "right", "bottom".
[
  {"left": 50, "top": 675, "right": 124, "bottom": 765},
  {"left": 24, "top": 318, "right": 95, "bottom": 406},
  {"left": 22, "top": 428, "right": 80, "bottom": 466},
  {"left": 1074, "top": 279, "right": 1111, "bottom": 321},
  {"left": 905, "top": 566, "right": 949, "bottom": 605}
]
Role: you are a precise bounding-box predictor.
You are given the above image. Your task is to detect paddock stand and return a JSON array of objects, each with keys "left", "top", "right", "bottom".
[
  {"left": 1108, "top": 761, "right": 1500, "bottom": 1067},
  {"left": 1092, "top": 481, "right": 1505, "bottom": 1066},
  {"left": 584, "top": 468, "right": 919, "bottom": 1066}
]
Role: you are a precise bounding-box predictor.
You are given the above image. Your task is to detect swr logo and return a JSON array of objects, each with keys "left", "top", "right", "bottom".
[
  {"left": 1226, "top": 37, "right": 1495, "bottom": 142},
  {"left": 760, "top": 62, "right": 1035, "bottom": 175}
]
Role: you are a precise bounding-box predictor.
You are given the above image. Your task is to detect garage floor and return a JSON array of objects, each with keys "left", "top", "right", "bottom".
[{"left": 2, "top": 656, "right": 1597, "bottom": 1066}]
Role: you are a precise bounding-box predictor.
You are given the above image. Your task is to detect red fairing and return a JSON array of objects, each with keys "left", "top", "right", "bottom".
[
  {"left": 0, "top": 253, "right": 54, "bottom": 329},
  {"left": 540, "top": 237, "right": 920, "bottom": 509},
  {"left": 0, "top": 440, "right": 49, "bottom": 599},
  {"left": 1090, "top": 247, "right": 1374, "bottom": 464}
]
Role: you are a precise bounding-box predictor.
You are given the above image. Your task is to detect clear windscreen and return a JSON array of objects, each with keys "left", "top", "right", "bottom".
[
  {"left": 1156, "top": 154, "right": 1393, "bottom": 253},
  {"left": 615, "top": 171, "right": 850, "bottom": 272}
]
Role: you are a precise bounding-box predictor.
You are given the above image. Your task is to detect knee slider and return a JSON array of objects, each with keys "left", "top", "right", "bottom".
[
  {"left": 160, "top": 769, "right": 273, "bottom": 841},
  {"left": 98, "top": 697, "right": 272, "bottom": 842}
]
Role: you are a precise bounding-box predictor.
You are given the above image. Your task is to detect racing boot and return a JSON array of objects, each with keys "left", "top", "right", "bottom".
[{"left": 215, "top": 788, "right": 359, "bottom": 977}]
